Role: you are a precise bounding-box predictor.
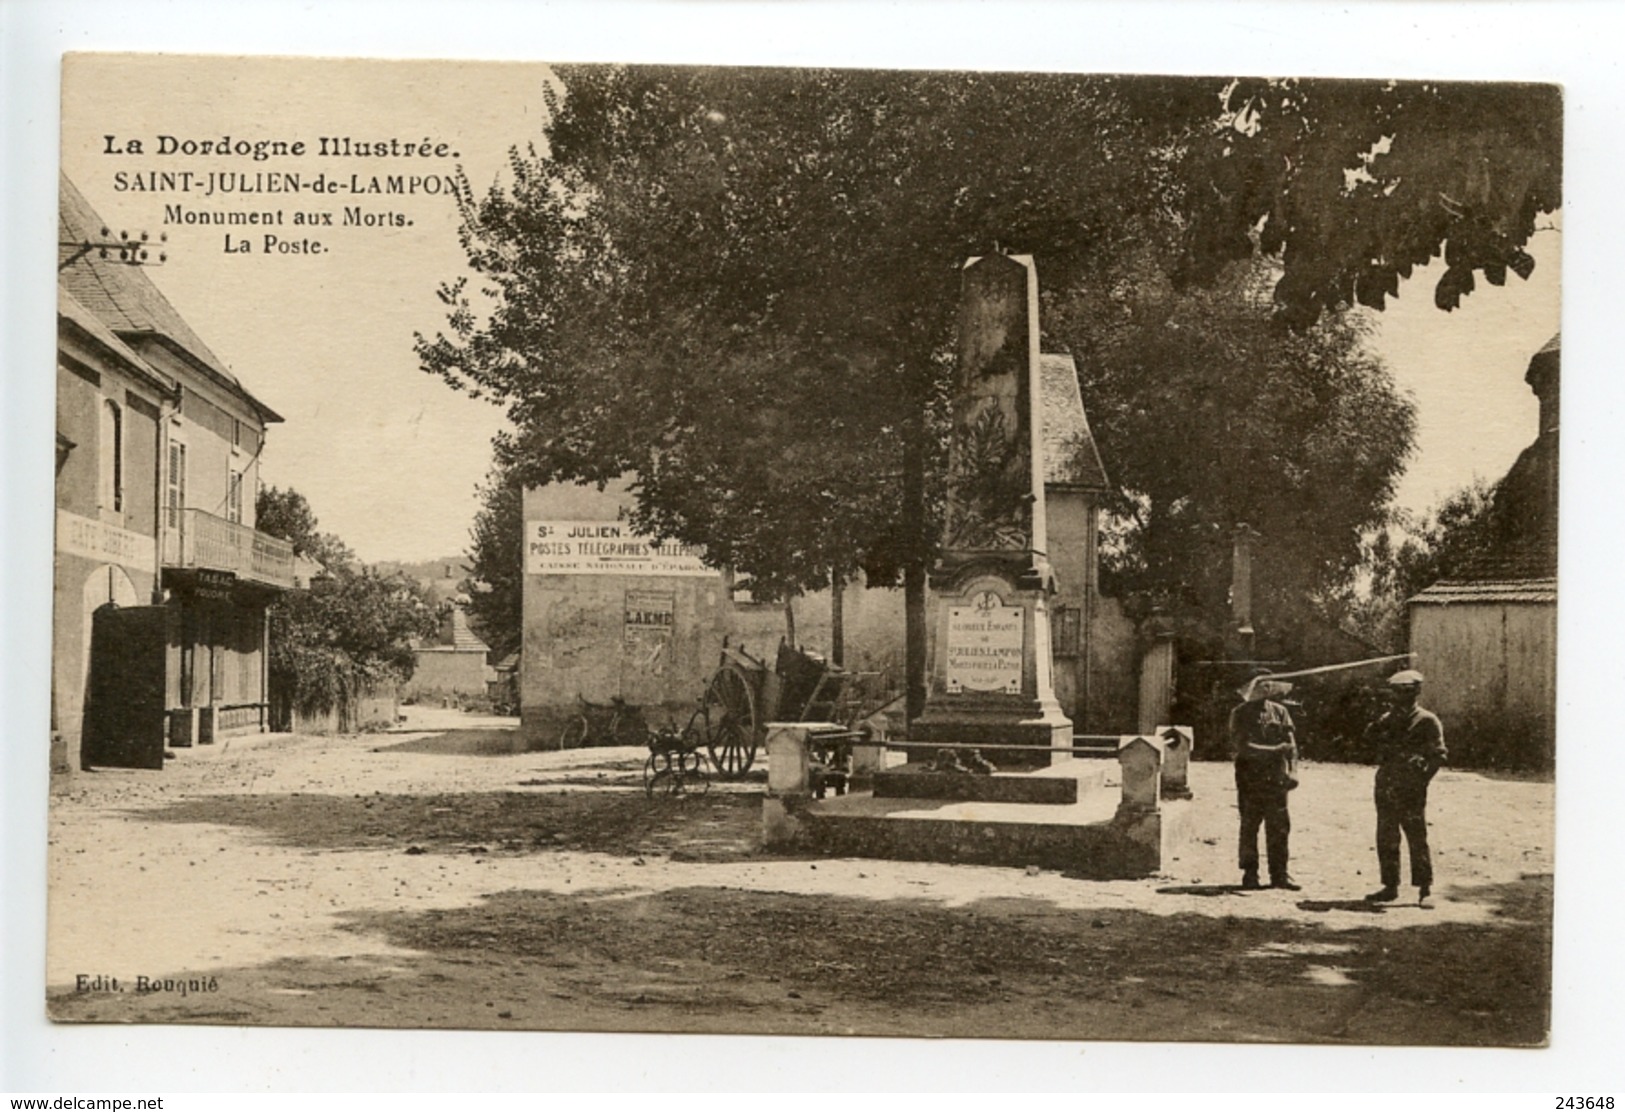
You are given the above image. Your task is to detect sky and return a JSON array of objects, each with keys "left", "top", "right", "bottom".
[
  {"left": 1368, "top": 224, "right": 1561, "bottom": 515},
  {"left": 61, "top": 56, "right": 551, "bottom": 564},
  {"left": 60, "top": 56, "right": 1562, "bottom": 563}
]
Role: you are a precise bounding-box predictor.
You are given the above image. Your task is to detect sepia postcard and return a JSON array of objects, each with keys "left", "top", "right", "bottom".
[{"left": 48, "top": 52, "right": 1563, "bottom": 1054}]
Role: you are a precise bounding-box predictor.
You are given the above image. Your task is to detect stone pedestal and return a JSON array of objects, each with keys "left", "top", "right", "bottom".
[
  {"left": 763, "top": 723, "right": 822, "bottom": 848},
  {"left": 850, "top": 716, "right": 888, "bottom": 787},
  {"left": 911, "top": 574, "right": 1073, "bottom": 765},
  {"left": 1156, "top": 725, "right": 1194, "bottom": 799},
  {"left": 1116, "top": 734, "right": 1165, "bottom": 817},
  {"left": 765, "top": 722, "right": 813, "bottom": 796}
]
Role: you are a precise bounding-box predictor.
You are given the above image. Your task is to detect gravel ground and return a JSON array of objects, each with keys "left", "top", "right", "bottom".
[{"left": 46, "top": 706, "right": 1553, "bottom": 1044}]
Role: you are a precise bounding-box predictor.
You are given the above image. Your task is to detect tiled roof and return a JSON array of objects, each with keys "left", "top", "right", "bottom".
[
  {"left": 59, "top": 175, "right": 280, "bottom": 421},
  {"left": 58, "top": 287, "right": 174, "bottom": 391},
  {"left": 1409, "top": 578, "right": 1557, "bottom": 605},
  {"left": 1040, "top": 353, "right": 1111, "bottom": 491},
  {"left": 447, "top": 608, "right": 490, "bottom": 652}
]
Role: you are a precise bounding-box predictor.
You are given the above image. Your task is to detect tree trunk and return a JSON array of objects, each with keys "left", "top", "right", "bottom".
[
  {"left": 830, "top": 567, "right": 845, "bottom": 666},
  {"left": 903, "top": 421, "right": 928, "bottom": 722},
  {"left": 783, "top": 595, "right": 797, "bottom": 649}
]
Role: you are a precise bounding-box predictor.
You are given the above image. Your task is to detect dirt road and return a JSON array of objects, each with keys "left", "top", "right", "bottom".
[{"left": 46, "top": 707, "right": 1553, "bottom": 1044}]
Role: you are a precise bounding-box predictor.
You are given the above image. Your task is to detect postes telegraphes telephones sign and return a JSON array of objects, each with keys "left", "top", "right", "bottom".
[{"left": 524, "top": 520, "right": 717, "bottom": 577}]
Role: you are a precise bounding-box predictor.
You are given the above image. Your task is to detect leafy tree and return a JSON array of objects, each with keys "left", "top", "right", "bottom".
[
  {"left": 417, "top": 67, "right": 1209, "bottom": 709},
  {"left": 255, "top": 485, "right": 354, "bottom": 570},
  {"left": 1054, "top": 258, "right": 1416, "bottom": 642},
  {"left": 256, "top": 487, "right": 440, "bottom": 727},
  {"left": 416, "top": 67, "right": 1559, "bottom": 709},
  {"left": 1177, "top": 79, "right": 1561, "bottom": 329},
  {"left": 1338, "top": 479, "right": 1503, "bottom": 650},
  {"left": 460, "top": 463, "right": 525, "bottom": 660}
]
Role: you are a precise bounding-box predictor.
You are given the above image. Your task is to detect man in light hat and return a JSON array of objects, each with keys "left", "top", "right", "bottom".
[
  {"left": 1228, "top": 668, "right": 1300, "bottom": 891},
  {"left": 1364, "top": 669, "right": 1448, "bottom": 906}
]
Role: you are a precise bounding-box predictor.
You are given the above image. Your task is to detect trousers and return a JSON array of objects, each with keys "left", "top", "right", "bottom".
[
  {"left": 1375, "top": 780, "right": 1433, "bottom": 888},
  {"left": 1236, "top": 768, "right": 1290, "bottom": 881}
]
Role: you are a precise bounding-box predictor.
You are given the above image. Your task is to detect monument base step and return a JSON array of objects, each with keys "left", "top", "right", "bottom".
[
  {"left": 872, "top": 759, "right": 1107, "bottom": 804},
  {"left": 766, "top": 790, "right": 1191, "bottom": 880}
]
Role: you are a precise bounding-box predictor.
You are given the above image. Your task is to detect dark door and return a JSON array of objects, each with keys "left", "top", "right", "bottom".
[{"left": 82, "top": 603, "right": 169, "bottom": 770}]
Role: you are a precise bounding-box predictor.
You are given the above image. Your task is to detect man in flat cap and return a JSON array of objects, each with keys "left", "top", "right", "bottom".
[
  {"left": 1229, "top": 668, "right": 1300, "bottom": 891},
  {"left": 1364, "top": 670, "right": 1448, "bottom": 906}
]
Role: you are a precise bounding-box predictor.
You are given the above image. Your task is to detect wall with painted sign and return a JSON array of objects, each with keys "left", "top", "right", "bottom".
[
  {"left": 519, "top": 478, "right": 915, "bottom": 748},
  {"left": 526, "top": 520, "right": 715, "bottom": 577},
  {"left": 520, "top": 481, "right": 732, "bottom": 744}
]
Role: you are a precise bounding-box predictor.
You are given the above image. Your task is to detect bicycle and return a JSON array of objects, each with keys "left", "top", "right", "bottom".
[
  {"left": 643, "top": 723, "right": 712, "bottom": 798},
  {"left": 557, "top": 694, "right": 648, "bottom": 749}
]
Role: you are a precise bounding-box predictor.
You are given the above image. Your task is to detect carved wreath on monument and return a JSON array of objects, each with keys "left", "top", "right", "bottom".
[{"left": 944, "top": 402, "right": 1031, "bottom": 551}]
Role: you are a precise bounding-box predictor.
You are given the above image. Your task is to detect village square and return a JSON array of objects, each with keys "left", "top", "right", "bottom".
[{"left": 40, "top": 60, "right": 1563, "bottom": 1055}]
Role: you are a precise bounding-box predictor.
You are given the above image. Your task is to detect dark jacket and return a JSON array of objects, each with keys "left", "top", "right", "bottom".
[{"left": 1368, "top": 705, "right": 1447, "bottom": 796}]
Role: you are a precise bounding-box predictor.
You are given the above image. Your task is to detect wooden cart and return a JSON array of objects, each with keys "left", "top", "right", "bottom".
[{"left": 685, "top": 638, "right": 889, "bottom": 779}]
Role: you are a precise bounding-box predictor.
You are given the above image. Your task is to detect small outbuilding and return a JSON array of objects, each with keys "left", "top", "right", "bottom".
[{"left": 1407, "top": 334, "right": 1559, "bottom": 769}]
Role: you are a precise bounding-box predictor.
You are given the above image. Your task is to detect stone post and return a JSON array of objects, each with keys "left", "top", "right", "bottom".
[
  {"left": 849, "top": 718, "right": 887, "bottom": 786},
  {"left": 1231, "top": 523, "right": 1261, "bottom": 651},
  {"left": 762, "top": 723, "right": 814, "bottom": 848},
  {"left": 1116, "top": 735, "right": 1164, "bottom": 816},
  {"left": 1156, "top": 725, "right": 1194, "bottom": 800}
]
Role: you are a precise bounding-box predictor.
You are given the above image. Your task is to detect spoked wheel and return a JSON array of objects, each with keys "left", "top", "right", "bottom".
[
  {"left": 558, "top": 716, "right": 589, "bottom": 750},
  {"left": 642, "top": 753, "right": 663, "bottom": 797},
  {"left": 703, "top": 663, "right": 760, "bottom": 778}
]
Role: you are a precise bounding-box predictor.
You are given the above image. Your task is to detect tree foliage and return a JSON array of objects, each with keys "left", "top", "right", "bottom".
[
  {"left": 255, "top": 485, "right": 354, "bottom": 570},
  {"left": 460, "top": 463, "right": 525, "bottom": 659},
  {"left": 416, "top": 66, "right": 1210, "bottom": 599},
  {"left": 416, "top": 67, "right": 1559, "bottom": 667},
  {"left": 1054, "top": 259, "right": 1416, "bottom": 640},
  {"left": 256, "top": 487, "right": 440, "bottom": 723},
  {"left": 1335, "top": 479, "right": 1505, "bottom": 650},
  {"left": 1178, "top": 79, "right": 1561, "bottom": 329}
]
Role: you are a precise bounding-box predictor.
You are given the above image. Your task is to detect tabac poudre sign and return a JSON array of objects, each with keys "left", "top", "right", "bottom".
[
  {"left": 525, "top": 520, "right": 716, "bottom": 577},
  {"left": 945, "top": 589, "right": 1023, "bottom": 695}
]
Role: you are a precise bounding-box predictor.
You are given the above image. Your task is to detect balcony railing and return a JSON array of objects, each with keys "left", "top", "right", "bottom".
[{"left": 162, "top": 507, "right": 295, "bottom": 589}]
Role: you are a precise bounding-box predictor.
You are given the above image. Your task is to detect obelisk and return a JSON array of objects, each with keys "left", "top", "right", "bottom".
[{"left": 910, "top": 254, "right": 1073, "bottom": 766}]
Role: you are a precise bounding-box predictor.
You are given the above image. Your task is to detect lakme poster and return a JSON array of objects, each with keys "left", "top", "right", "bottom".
[{"left": 50, "top": 54, "right": 1561, "bottom": 1047}]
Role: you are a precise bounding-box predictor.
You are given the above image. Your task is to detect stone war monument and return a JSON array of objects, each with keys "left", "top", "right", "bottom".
[{"left": 911, "top": 254, "right": 1074, "bottom": 766}]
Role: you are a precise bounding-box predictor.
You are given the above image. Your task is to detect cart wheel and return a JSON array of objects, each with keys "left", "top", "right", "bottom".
[
  {"left": 559, "top": 716, "right": 589, "bottom": 750},
  {"left": 709, "top": 718, "right": 753, "bottom": 779},
  {"left": 704, "top": 663, "right": 760, "bottom": 778}
]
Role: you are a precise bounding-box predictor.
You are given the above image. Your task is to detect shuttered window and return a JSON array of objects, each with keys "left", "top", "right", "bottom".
[{"left": 166, "top": 440, "right": 187, "bottom": 528}]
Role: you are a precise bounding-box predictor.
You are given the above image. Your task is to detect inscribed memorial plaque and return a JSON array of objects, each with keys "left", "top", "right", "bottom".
[{"left": 945, "top": 591, "right": 1023, "bottom": 694}]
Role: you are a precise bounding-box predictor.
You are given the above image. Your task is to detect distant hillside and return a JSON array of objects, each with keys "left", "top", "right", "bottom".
[
  {"left": 374, "top": 556, "right": 468, "bottom": 583},
  {"left": 372, "top": 556, "right": 468, "bottom": 604}
]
